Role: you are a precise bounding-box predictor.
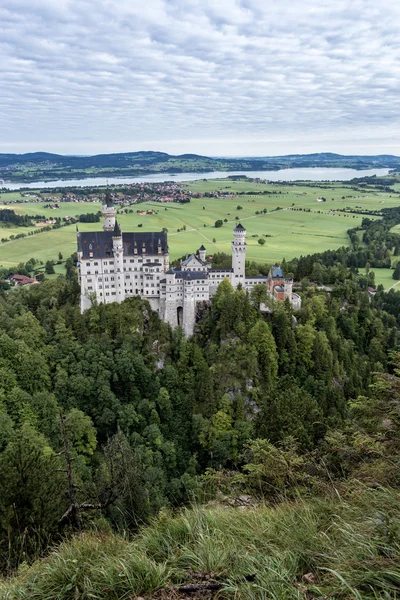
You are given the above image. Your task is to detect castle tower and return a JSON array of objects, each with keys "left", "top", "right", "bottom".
[
  {"left": 164, "top": 269, "right": 178, "bottom": 328},
  {"left": 284, "top": 277, "right": 293, "bottom": 301},
  {"left": 231, "top": 223, "right": 246, "bottom": 285},
  {"left": 102, "top": 189, "right": 116, "bottom": 232},
  {"left": 112, "top": 220, "right": 125, "bottom": 303},
  {"left": 198, "top": 245, "right": 206, "bottom": 262},
  {"left": 164, "top": 246, "right": 170, "bottom": 272},
  {"left": 183, "top": 273, "right": 196, "bottom": 337}
]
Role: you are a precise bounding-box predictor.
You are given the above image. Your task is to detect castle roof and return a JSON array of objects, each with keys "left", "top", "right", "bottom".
[
  {"left": 77, "top": 230, "right": 168, "bottom": 259},
  {"left": 104, "top": 188, "right": 114, "bottom": 208},
  {"left": 271, "top": 266, "right": 284, "bottom": 278},
  {"left": 174, "top": 270, "right": 208, "bottom": 280},
  {"left": 234, "top": 223, "right": 246, "bottom": 231},
  {"left": 168, "top": 268, "right": 208, "bottom": 281},
  {"left": 199, "top": 244, "right": 206, "bottom": 251}
]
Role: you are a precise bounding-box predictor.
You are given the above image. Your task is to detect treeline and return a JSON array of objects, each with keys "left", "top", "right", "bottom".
[
  {"left": 78, "top": 211, "right": 101, "bottom": 223},
  {"left": 282, "top": 206, "right": 400, "bottom": 281},
  {"left": 0, "top": 208, "right": 44, "bottom": 226},
  {"left": 0, "top": 265, "right": 399, "bottom": 572}
]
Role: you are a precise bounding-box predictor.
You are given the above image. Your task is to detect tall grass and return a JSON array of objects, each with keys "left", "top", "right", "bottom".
[{"left": 1, "top": 486, "right": 399, "bottom": 599}]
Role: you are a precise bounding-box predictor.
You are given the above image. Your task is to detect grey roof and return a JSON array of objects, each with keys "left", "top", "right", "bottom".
[
  {"left": 77, "top": 230, "right": 167, "bottom": 259},
  {"left": 113, "top": 220, "right": 121, "bottom": 237},
  {"left": 182, "top": 253, "right": 200, "bottom": 265},
  {"left": 271, "top": 267, "right": 284, "bottom": 278},
  {"left": 172, "top": 270, "right": 208, "bottom": 281},
  {"left": 274, "top": 285, "right": 284, "bottom": 292},
  {"left": 199, "top": 244, "right": 206, "bottom": 251},
  {"left": 234, "top": 223, "right": 246, "bottom": 231},
  {"left": 104, "top": 188, "right": 114, "bottom": 208}
]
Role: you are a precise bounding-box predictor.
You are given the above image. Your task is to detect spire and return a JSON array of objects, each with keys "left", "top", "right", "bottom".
[
  {"left": 234, "top": 223, "right": 246, "bottom": 231},
  {"left": 113, "top": 219, "right": 122, "bottom": 237},
  {"left": 104, "top": 187, "right": 114, "bottom": 208}
]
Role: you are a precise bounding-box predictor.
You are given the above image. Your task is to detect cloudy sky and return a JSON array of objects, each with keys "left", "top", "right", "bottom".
[{"left": 1, "top": 0, "right": 400, "bottom": 156}]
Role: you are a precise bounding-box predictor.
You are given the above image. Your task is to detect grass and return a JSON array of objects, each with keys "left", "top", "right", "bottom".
[
  {"left": 1, "top": 486, "right": 400, "bottom": 599},
  {"left": 0, "top": 180, "right": 399, "bottom": 268},
  {"left": 361, "top": 268, "right": 400, "bottom": 291}
]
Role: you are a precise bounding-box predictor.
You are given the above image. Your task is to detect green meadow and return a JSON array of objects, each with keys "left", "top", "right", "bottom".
[{"left": 0, "top": 179, "right": 399, "bottom": 269}]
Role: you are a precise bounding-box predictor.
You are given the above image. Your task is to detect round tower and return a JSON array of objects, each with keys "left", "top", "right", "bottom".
[
  {"left": 102, "top": 189, "right": 116, "bottom": 232},
  {"left": 183, "top": 273, "right": 196, "bottom": 337},
  {"left": 112, "top": 220, "right": 125, "bottom": 303},
  {"left": 231, "top": 223, "right": 246, "bottom": 284},
  {"left": 284, "top": 277, "right": 293, "bottom": 301}
]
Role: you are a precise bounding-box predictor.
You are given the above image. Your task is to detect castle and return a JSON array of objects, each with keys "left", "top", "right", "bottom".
[{"left": 77, "top": 192, "right": 301, "bottom": 335}]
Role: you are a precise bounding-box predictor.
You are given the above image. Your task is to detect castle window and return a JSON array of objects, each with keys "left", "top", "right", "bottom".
[
  {"left": 86, "top": 262, "right": 90, "bottom": 266},
  {"left": 94, "top": 262, "right": 98, "bottom": 266}
]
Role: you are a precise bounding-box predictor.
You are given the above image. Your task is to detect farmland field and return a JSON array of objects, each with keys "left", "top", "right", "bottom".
[{"left": 0, "top": 179, "right": 399, "bottom": 269}]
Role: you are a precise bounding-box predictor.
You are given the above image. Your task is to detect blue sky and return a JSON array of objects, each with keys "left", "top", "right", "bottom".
[{"left": 1, "top": 0, "right": 400, "bottom": 156}]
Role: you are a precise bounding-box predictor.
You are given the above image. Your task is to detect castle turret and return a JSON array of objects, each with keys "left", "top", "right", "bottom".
[
  {"left": 231, "top": 223, "right": 246, "bottom": 284},
  {"left": 102, "top": 189, "right": 116, "bottom": 232},
  {"left": 112, "top": 220, "right": 125, "bottom": 303},
  {"left": 198, "top": 244, "right": 206, "bottom": 262},
  {"left": 284, "top": 277, "right": 293, "bottom": 300}
]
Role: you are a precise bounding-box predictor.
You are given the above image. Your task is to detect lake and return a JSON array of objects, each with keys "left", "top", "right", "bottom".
[{"left": 0, "top": 167, "right": 390, "bottom": 190}]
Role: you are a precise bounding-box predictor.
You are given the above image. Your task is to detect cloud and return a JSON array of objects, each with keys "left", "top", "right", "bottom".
[{"left": 1, "top": 0, "right": 400, "bottom": 154}]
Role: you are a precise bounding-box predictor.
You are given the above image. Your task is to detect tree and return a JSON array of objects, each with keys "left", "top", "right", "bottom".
[
  {"left": 45, "top": 260, "right": 55, "bottom": 274},
  {"left": 248, "top": 321, "right": 278, "bottom": 389},
  {"left": 215, "top": 220, "right": 223, "bottom": 228},
  {"left": 393, "top": 261, "right": 400, "bottom": 280},
  {"left": 58, "top": 252, "right": 63, "bottom": 260},
  {"left": 0, "top": 424, "right": 66, "bottom": 570},
  {"left": 258, "top": 238, "right": 266, "bottom": 245}
]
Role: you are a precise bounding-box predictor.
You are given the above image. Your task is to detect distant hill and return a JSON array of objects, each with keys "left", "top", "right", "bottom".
[{"left": 1, "top": 150, "right": 399, "bottom": 183}]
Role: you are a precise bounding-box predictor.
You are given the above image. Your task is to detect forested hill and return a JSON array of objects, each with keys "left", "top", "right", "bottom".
[
  {"left": 1, "top": 151, "right": 400, "bottom": 182},
  {"left": 1, "top": 209, "right": 400, "bottom": 595}
]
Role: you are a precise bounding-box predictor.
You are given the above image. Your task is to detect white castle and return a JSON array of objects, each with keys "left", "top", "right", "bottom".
[{"left": 77, "top": 192, "right": 301, "bottom": 335}]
